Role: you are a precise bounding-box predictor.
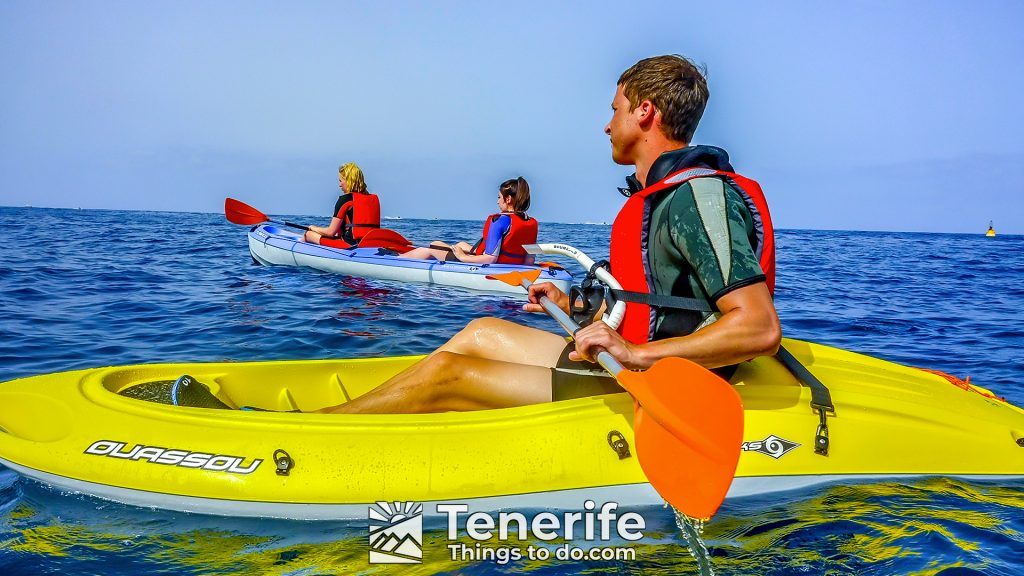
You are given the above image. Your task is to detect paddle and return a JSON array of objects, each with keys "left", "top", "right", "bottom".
[
  {"left": 225, "top": 197, "right": 314, "bottom": 232},
  {"left": 360, "top": 228, "right": 415, "bottom": 253},
  {"left": 225, "top": 198, "right": 415, "bottom": 252},
  {"left": 487, "top": 269, "right": 743, "bottom": 519}
]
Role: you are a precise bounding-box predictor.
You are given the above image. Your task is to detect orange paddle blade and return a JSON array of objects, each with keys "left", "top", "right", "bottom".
[
  {"left": 618, "top": 357, "right": 744, "bottom": 519},
  {"left": 225, "top": 198, "right": 270, "bottom": 225},
  {"left": 485, "top": 269, "right": 542, "bottom": 286}
]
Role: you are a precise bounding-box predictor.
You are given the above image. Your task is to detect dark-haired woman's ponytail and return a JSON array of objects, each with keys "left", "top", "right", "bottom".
[{"left": 514, "top": 177, "right": 530, "bottom": 212}]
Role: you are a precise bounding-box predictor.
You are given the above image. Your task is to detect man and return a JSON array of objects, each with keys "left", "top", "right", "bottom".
[{"left": 321, "top": 54, "right": 781, "bottom": 414}]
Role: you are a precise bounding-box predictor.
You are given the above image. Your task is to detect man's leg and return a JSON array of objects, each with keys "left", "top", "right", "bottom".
[
  {"left": 322, "top": 352, "right": 554, "bottom": 413},
  {"left": 435, "top": 317, "right": 566, "bottom": 366},
  {"left": 320, "top": 318, "right": 566, "bottom": 414}
]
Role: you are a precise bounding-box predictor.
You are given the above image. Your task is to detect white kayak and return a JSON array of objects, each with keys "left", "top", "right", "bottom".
[{"left": 246, "top": 224, "right": 574, "bottom": 295}]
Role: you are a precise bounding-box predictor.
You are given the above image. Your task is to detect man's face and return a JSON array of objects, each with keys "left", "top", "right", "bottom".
[{"left": 604, "top": 84, "right": 641, "bottom": 166}]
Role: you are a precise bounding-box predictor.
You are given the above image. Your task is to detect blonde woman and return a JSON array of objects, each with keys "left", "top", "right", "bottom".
[{"left": 304, "top": 163, "right": 381, "bottom": 247}]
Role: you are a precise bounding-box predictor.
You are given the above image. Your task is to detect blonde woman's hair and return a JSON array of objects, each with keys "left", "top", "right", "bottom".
[{"left": 338, "top": 163, "right": 368, "bottom": 194}]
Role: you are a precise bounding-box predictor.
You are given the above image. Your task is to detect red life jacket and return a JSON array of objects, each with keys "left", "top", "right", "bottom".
[
  {"left": 335, "top": 193, "right": 382, "bottom": 241},
  {"left": 349, "top": 193, "right": 381, "bottom": 240},
  {"left": 609, "top": 167, "right": 775, "bottom": 344},
  {"left": 474, "top": 212, "right": 538, "bottom": 264}
]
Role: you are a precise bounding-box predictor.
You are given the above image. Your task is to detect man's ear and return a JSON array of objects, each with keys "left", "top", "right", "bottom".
[{"left": 636, "top": 99, "right": 657, "bottom": 128}]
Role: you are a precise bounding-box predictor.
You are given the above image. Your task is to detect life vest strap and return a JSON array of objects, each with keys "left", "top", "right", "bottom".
[{"left": 609, "top": 288, "right": 714, "bottom": 313}]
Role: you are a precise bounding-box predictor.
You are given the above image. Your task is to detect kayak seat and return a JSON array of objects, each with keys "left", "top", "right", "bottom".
[{"left": 171, "top": 375, "right": 232, "bottom": 410}]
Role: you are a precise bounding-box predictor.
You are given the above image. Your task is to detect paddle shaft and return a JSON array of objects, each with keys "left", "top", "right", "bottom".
[
  {"left": 267, "top": 217, "right": 415, "bottom": 247},
  {"left": 271, "top": 218, "right": 348, "bottom": 241},
  {"left": 226, "top": 199, "right": 413, "bottom": 248},
  {"left": 520, "top": 279, "right": 623, "bottom": 378},
  {"left": 270, "top": 219, "right": 314, "bottom": 233}
]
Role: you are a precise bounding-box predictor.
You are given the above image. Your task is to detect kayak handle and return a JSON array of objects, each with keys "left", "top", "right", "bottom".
[{"left": 522, "top": 243, "right": 626, "bottom": 330}]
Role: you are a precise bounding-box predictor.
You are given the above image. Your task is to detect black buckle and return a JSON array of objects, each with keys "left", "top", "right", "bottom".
[
  {"left": 569, "top": 260, "right": 611, "bottom": 327},
  {"left": 814, "top": 409, "right": 830, "bottom": 456}
]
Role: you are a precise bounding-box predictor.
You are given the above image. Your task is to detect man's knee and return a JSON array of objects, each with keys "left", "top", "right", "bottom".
[
  {"left": 463, "top": 316, "right": 510, "bottom": 333},
  {"left": 417, "top": 351, "right": 471, "bottom": 411},
  {"left": 446, "top": 317, "right": 513, "bottom": 354},
  {"left": 427, "top": 350, "right": 464, "bottom": 372}
]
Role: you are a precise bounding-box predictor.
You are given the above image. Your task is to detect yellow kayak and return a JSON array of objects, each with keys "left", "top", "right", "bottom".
[{"left": 0, "top": 338, "right": 1021, "bottom": 519}]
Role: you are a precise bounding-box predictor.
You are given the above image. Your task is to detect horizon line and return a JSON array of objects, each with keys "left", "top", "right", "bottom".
[{"left": 1, "top": 204, "right": 1018, "bottom": 237}]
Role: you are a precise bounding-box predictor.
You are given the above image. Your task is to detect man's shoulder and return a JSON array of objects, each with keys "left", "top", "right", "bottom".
[
  {"left": 666, "top": 176, "right": 752, "bottom": 213},
  {"left": 656, "top": 176, "right": 731, "bottom": 207},
  {"left": 652, "top": 177, "right": 754, "bottom": 240}
]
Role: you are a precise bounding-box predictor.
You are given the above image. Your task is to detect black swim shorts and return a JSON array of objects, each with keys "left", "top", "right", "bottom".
[
  {"left": 549, "top": 340, "right": 738, "bottom": 401},
  {"left": 550, "top": 340, "right": 624, "bottom": 401}
]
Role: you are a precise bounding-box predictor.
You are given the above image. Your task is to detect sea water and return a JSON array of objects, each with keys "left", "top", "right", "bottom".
[{"left": 0, "top": 207, "right": 1021, "bottom": 575}]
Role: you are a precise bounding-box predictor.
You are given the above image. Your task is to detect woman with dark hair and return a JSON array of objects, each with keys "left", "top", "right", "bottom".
[{"left": 401, "top": 177, "right": 537, "bottom": 264}]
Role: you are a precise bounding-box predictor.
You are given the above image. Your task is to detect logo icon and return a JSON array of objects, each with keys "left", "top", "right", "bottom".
[
  {"left": 368, "top": 501, "right": 423, "bottom": 564},
  {"left": 742, "top": 434, "right": 801, "bottom": 459}
]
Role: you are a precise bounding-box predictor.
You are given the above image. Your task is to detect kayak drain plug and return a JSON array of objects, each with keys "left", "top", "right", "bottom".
[
  {"left": 274, "top": 449, "right": 294, "bottom": 476},
  {"left": 607, "top": 431, "right": 631, "bottom": 459}
]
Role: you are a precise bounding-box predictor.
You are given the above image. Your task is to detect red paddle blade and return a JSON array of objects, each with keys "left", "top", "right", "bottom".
[
  {"left": 225, "top": 198, "right": 270, "bottom": 225},
  {"left": 486, "top": 269, "right": 542, "bottom": 286},
  {"left": 357, "top": 240, "right": 416, "bottom": 253},
  {"left": 358, "top": 239, "right": 415, "bottom": 253},
  {"left": 359, "top": 228, "right": 412, "bottom": 247},
  {"left": 357, "top": 228, "right": 414, "bottom": 253},
  {"left": 618, "top": 357, "right": 744, "bottom": 519}
]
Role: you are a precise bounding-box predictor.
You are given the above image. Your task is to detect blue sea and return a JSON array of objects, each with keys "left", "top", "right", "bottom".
[{"left": 0, "top": 206, "right": 1021, "bottom": 575}]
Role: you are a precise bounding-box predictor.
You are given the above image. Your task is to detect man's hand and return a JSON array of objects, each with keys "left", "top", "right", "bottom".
[
  {"left": 523, "top": 282, "right": 569, "bottom": 314},
  {"left": 569, "top": 321, "right": 649, "bottom": 370}
]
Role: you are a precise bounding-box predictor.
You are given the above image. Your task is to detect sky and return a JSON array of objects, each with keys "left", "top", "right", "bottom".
[{"left": 1, "top": 1, "right": 1022, "bottom": 233}]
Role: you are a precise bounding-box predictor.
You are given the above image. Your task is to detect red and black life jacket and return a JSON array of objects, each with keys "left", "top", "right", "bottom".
[
  {"left": 335, "top": 193, "right": 381, "bottom": 241},
  {"left": 609, "top": 167, "right": 775, "bottom": 344},
  {"left": 474, "top": 212, "right": 538, "bottom": 264}
]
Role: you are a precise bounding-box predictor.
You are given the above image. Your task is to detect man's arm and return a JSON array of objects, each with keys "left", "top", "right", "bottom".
[{"left": 570, "top": 282, "right": 781, "bottom": 370}]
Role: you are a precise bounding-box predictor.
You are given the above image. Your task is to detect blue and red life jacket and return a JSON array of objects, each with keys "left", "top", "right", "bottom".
[{"left": 474, "top": 212, "right": 538, "bottom": 264}]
